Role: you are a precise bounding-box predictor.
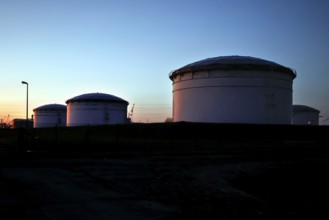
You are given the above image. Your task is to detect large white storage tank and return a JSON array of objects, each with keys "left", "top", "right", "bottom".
[
  {"left": 66, "top": 92, "right": 129, "bottom": 126},
  {"left": 169, "top": 55, "right": 296, "bottom": 124},
  {"left": 33, "top": 104, "right": 67, "bottom": 128},
  {"left": 293, "top": 105, "right": 320, "bottom": 125}
]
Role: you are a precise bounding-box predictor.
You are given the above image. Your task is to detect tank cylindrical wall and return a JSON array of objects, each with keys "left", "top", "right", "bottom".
[
  {"left": 67, "top": 102, "right": 127, "bottom": 126},
  {"left": 172, "top": 70, "right": 294, "bottom": 124},
  {"left": 293, "top": 109, "right": 319, "bottom": 125},
  {"left": 34, "top": 110, "right": 66, "bottom": 128}
]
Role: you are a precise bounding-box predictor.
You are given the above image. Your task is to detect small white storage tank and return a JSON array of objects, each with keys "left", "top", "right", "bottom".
[
  {"left": 169, "top": 55, "right": 296, "bottom": 124},
  {"left": 33, "top": 104, "right": 67, "bottom": 128},
  {"left": 66, "top": 92, "right": 129, "bottom": 126},
  {"left": 293, "top": 105, "right": 320, "bottom": 125}
]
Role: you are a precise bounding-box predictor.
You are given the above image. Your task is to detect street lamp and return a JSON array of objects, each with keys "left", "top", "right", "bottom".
[{"left": 21, "top": 81, "right": 28, "bottom": 129}]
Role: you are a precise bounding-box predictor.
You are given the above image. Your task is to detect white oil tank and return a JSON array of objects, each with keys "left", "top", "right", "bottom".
[
  {"left": 33, "top": 104, "right": 67, "bottom": 128},
  {"left": 169, "top": 56, "right": 296, "bottom": 124},
  {"left": 293, "top": 105, "right": 320, "bottom": 125},
  {"left": 66, "top": 92, "right": 129, "bottom": 126}
]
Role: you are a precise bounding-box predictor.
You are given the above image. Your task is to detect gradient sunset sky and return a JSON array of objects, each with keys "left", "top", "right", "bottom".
[{"left": 1, "top": 0, "right": 329, "bottom": 124}]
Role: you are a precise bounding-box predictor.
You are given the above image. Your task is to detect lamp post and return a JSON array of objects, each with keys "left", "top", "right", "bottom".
[{"left": 21, "top": 81, "right": 28, "bottom": 129}]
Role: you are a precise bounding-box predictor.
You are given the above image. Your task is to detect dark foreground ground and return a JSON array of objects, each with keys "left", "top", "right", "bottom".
[{"left": 0, "top": 146, "right": 328, "bottom": 220}]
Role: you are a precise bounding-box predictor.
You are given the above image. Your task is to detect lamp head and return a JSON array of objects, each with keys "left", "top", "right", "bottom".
[{"left": 21, "top": 81, "right": 28, "bottom": 85}]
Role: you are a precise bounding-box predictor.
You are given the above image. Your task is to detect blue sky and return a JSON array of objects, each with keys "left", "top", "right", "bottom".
[{"left": 1, "top": 0, "right": 329, "bottom": 124}]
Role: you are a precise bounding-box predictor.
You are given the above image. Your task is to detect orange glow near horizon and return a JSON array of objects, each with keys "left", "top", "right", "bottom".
[{"left": 0, "top": 101, "right": 26, "bottom": 120}]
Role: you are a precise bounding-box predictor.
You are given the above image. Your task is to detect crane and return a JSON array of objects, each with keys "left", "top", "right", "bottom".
[{"left": 128, "top": 103, "right": 135, "bottom": 121}]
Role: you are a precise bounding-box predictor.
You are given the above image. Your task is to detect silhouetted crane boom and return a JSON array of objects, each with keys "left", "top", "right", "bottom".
[{"left": 128, "top": 104, "right": 135, "bottom": 120}]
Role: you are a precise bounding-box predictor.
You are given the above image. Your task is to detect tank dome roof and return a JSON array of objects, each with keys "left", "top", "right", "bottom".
[
  {"left": 66, "top": 92, "right": 129, "bottom": 105},
  {"left": 33, "top": 104, "right": 66, "bottom": 112},
  {"left": 169, "top": 55, "right": 296, "bottom": 80},
  {"left": 293, "top": 105, "right": 320, "bottom": 113}
]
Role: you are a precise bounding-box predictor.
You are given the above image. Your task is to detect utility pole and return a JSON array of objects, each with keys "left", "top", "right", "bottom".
[{"left": 22, "top": 81, "right": 29, "bottom": 146}]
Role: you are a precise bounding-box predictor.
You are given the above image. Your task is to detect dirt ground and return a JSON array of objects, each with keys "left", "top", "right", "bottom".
[{"left": 0, "top": 148, "right": 328, "bottom": 220}]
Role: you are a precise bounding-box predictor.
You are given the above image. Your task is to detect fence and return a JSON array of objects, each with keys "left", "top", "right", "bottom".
[
  {"left": 30, "top": 122, "right": 329, "bottom": 152},
  {"left": 1, "top": 122, "right": 328, "bottom": 153},
  {"left": 0, "top": 128, "right": 25, "bottom": 152}
]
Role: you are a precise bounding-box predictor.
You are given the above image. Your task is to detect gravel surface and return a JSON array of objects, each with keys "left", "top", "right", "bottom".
[{"left": 0, "top": 149, "right": 328, "bottom": 219}]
